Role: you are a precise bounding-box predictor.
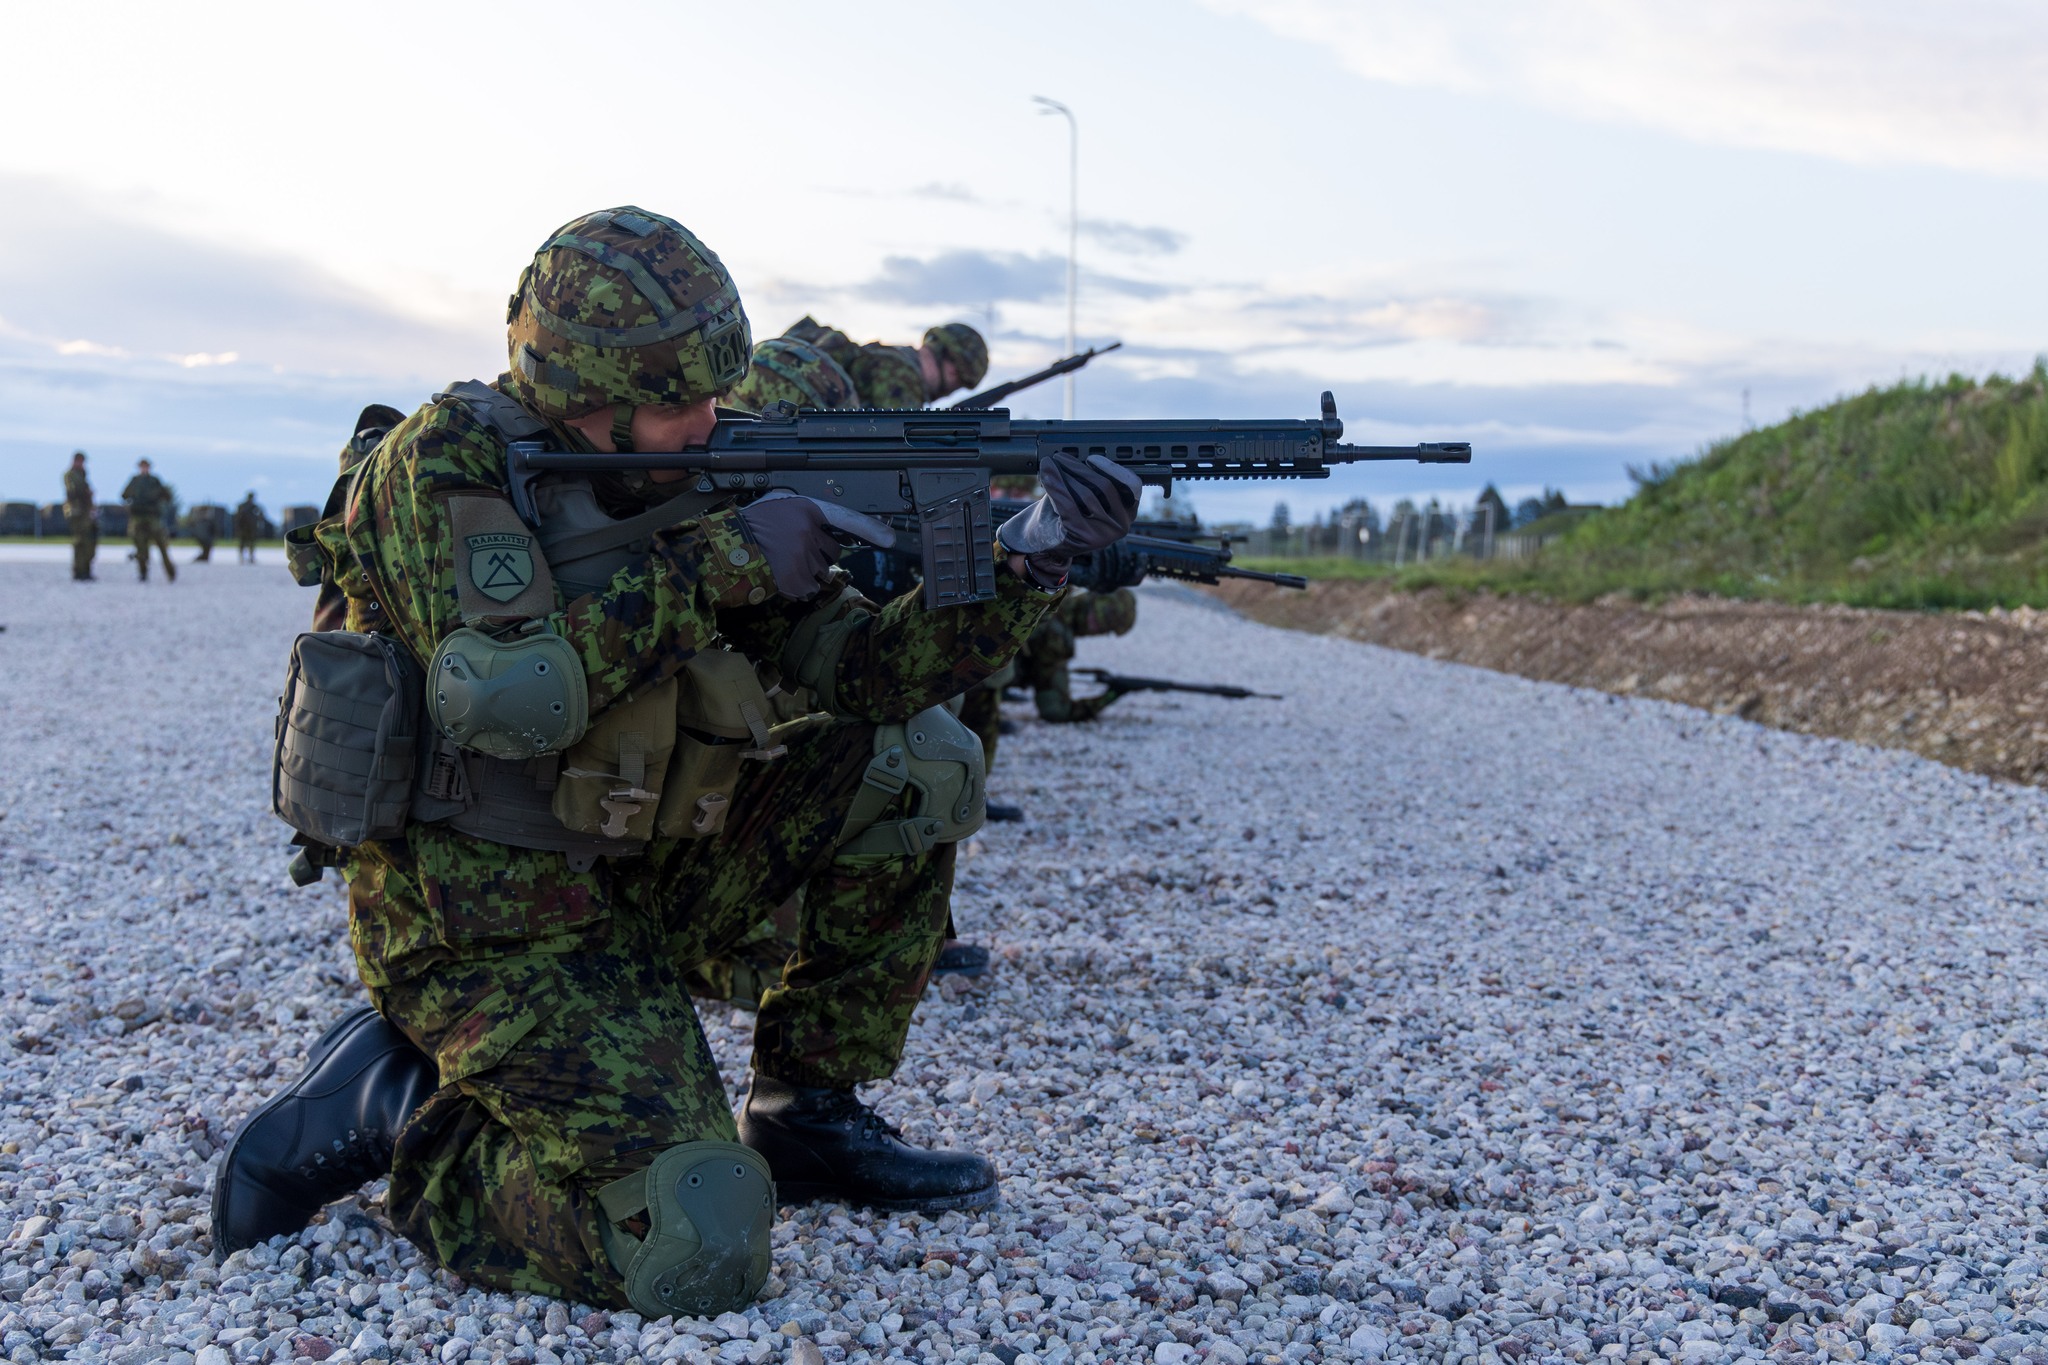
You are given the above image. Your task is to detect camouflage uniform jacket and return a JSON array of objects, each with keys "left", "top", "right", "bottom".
[
  {"left": 234, "top": 498, "right": 262, "bottom": 537},
  {"left": 326, "top": 384, "right": 1055, "bottom": 977},
  {"left": 845, "top": 345, "right": 926, "bottom": 409},
  {"left": 782, "top": 317, "right": 926, "bottom": 408},
  {"left": 121, "top": 472, "right": 169, "bottom": 522},
  {"left": 62, "top": 468, "right": 93, "bottom": 519}
]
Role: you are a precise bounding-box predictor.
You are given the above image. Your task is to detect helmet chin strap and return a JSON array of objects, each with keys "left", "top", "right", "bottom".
[{"left": 610, "top": 402, "right": 636, "bottom": 453}]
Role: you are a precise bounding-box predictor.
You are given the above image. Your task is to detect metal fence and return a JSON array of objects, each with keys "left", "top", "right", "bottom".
[
  {"left": 1234, "top": 504, "right": 1512, "bottom": 563},
  {"left": 1235, "top": 505, "right": 1598, "bottom": 564}
]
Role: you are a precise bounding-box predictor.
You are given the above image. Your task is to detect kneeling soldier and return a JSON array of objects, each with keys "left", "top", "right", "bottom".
[{"left": 214, "top": 207, "right": 1136, "bottom": 1318}]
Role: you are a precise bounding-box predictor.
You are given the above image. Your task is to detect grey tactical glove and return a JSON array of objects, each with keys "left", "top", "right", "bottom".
[
  {"left": 735, "top": 492, "right": 895, "bottom": 600},
  {"left": 996, "top": 454, "right": 1142, "bottom": 589}
]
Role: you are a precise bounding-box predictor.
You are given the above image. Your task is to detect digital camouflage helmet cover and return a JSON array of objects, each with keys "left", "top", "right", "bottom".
[
  {"left": 727, "top": 336, "right": 859, "bottom": 412},
  {"left": 505, "top": 206, "right": 752, "bottom": 420},
  {"left": 922, "top": 323, "right": 989, "bottom": 391}
]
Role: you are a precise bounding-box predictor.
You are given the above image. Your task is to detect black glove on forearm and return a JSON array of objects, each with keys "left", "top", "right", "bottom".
[
  {"left": 995, "top": 454, "right": 1142, "bottom": 589},
  {"left": 735, "top": 493, "right": 894, "bottom": 600}
]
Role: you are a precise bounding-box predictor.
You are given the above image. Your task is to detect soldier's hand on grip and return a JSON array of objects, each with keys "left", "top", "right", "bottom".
[
  {"left": 736, "top": 492, "right": 894, "bottom": 600},
  {"left": 995, "top": 453, "right": 1141, "bottom": 589}
]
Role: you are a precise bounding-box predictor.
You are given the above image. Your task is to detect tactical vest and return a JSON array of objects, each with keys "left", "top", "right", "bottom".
[
  {"left": 276, "top": 378, "right": 978, "bottom": 879},
  {"left": 275, "top": 381, "right": 910, "bottom": 873}
]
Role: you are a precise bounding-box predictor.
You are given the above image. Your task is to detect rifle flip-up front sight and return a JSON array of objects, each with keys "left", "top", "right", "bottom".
[{"left": 507, "top": 393, "right": 1470, "bottom": 608}]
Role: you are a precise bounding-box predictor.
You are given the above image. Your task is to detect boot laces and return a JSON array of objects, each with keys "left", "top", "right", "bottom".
[
  {"left": 816, "top": 1090, "right": 904, "bottom": 1144},
  {"left": 856, "top": 1106, "right": 904, "bottom": 1145},
  {"left": 296, "top": 1127, "right": 389, "bottom": 1183}
]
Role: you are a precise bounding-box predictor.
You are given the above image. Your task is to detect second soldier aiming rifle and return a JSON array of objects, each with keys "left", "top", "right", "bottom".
[
  {"left": 507, "top": 391, "right": 1470, "bottom": 608},
  {"left": 1075, "top": 668, "right": 1282, "bottom": 701}
]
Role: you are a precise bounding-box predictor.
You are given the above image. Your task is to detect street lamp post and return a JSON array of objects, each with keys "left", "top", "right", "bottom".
[{"left": 1033, "top": 95, "right": 1078, "bottom": 419}]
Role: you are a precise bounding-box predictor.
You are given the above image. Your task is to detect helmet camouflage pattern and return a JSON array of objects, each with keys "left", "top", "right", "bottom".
[
  {"left": 1071, "top": 586, "right": 1138, "bottom": 637},
  {"left": 922, "top": 323, "right": 989, "bottom": 390},
  {"left": 727, "top": 337, "right": 858, "bottom": 412},
  {"left": 504, "top": 206, "right": 751, "bottom": 419}
]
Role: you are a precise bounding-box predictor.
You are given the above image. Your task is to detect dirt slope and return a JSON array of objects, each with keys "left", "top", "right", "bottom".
[{"left": 1208, "top": 579, "right": 2048, "bottom": 786}]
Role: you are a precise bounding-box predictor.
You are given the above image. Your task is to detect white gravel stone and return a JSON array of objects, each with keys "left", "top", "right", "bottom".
[{"left": 6, "top": 566, "right": 2048, "bottom": 1363}]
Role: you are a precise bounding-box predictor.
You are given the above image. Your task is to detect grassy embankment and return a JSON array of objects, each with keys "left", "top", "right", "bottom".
[{"left": 1244, "top": 369, "right": 2048, "bottom": 611}]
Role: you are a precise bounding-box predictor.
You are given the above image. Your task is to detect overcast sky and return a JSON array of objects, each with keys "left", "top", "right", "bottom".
[{"left": 2, "top": 0, "right": 2043, "bottom": 524}]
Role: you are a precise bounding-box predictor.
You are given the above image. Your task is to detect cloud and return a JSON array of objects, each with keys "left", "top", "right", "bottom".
[
  {"left": 0, "top": 173, "right": 492, "bottom": 379},
  {"left": 849, "top": 250, "right": 1177, "bottom": 307},
  {"left": 1080, "top": 218, "right": 1188, "bottom": 257},
  {"left": 1205, "top": 0, "right": 2048, "bottom": 179},
  {"left": 861, "top": 250, "right": 1067, "bottom": 306},
  {"left": 907, "top": 182, "right": 981, "bottom": 204},
  {"left": 0, "top": 333, "right": 394, "bottom": 505},
  {"left": 0, "top": 173, "right": 502, "bottom": 506}
]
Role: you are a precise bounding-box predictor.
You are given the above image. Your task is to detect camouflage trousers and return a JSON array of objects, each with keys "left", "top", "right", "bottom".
[
  {"left": 130, "top": 516, "right": 174, "bottom": 579},
  {"left": 957, "top": 681, "right": 1001, "bottom": 772},
  {"left": 688, "top": 684, "right": 1004, "bottom": 1010},
  {"left": 67, "top": 515, "right": 96, "bottom": 580},
  {"left": 347, "top": 720, "right": 953, "bottom": 1306}
]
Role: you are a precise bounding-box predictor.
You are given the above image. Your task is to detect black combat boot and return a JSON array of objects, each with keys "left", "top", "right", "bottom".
[
  {"left": 211, "top": 1005, "right": 438, "bottom": 1254},
  {"left": 931, "top": 940, "right": 991, "bottom": 978},
  {"left": 738, "top": 1076, "right": 998, "bottom": 1213}
]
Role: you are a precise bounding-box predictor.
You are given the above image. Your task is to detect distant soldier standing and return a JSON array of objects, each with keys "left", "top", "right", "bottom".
[
  {"left": 121, "top": 459, "right": 176, "bottom": 582},
  {"left": 234, "top": 492, "right": 262, "bottom": 563},
  {"left": 62, "top": 451, "right": 97, "bottom": 582}
]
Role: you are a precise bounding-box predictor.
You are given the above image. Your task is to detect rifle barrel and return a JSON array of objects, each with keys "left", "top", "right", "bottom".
[
  {"left": 1076, "top": 667, "right": 1283, "bottom": 700},
  {"left": 952, "top": 342, "right": 1123, "bottom": 410}
]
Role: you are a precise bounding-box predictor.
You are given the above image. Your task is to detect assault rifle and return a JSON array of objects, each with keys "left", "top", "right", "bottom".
[
  {"left": 981, "top": 497, "right": 1306, "bottom": 591},
  {"left": 847, "top": 502, "right": 1307, "bottom": 597},
  {"left": 1071, "top": 533, "right": 1306, "bottom": 591},
  {"left": 1076, "top": 668, "right": 1282, "bottom": 701},
  {"left": 950, "top": 342, "right": 1122, "bottom": 410},
  {"left": 506, "top": 392, "right": 1470, "bottom": 608}
]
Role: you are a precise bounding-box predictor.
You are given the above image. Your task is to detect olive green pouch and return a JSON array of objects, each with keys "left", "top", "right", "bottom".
[
  {"left": 551, "top": 678, "right": 678, "bottom": 842},
  {"left": 656, "top": 732, "right": 746, "bottom": 839},
  {"left": 655, "top": 650, "right": 829, "bottom": 839}
]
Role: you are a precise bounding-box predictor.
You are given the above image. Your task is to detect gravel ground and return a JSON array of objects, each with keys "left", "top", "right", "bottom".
[{"left": 3, "top": 563, "right": 2047, "bottom": 1365}]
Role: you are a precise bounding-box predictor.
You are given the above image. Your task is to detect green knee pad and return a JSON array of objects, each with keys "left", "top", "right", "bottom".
[{"left": 596, "top": 1141, "right": 775, "bottom": 1318}]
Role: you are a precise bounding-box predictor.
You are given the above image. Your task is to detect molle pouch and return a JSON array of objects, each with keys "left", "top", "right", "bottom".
[
  {"left": 655, "top": 650, "right": 826, "bottom": 840},
  {"left": 272, "top": 631, "right": 423, "bottom": 847},
  {"left": 552, "top": 678, "right": 678, "bottom": 843},
  {"left": 655, "top": 732, "right": 746, "bottom": 839}
]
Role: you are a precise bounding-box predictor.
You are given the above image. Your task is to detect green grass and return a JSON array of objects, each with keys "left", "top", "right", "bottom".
[
  {"left": 1254, "top": 368, "right": 2048, "bottom": 611},
  {"left": 1233, "top": 556, "right": 1392, "bottom": 581}
]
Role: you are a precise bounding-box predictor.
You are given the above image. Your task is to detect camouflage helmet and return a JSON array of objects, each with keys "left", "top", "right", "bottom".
[
  {"left": 1075, "top": 586, "right": 1138, "bottom": 636},
  {"left": 504, "top": 206, "right": 752, "bottom": 420},
  {"left": 727, "top": 337, "right": 858, "bottom": 413},
  {"left": 922, "top": 323, "right": 989, "bottom": 391}
]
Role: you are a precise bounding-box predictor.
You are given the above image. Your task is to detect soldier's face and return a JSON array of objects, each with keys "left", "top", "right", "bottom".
[
  {"left": 917, "top": 346, "right": 962, "bottom": 398},
  {"left": 563, "top": 397, "right": 719, "bottom": 480}
]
